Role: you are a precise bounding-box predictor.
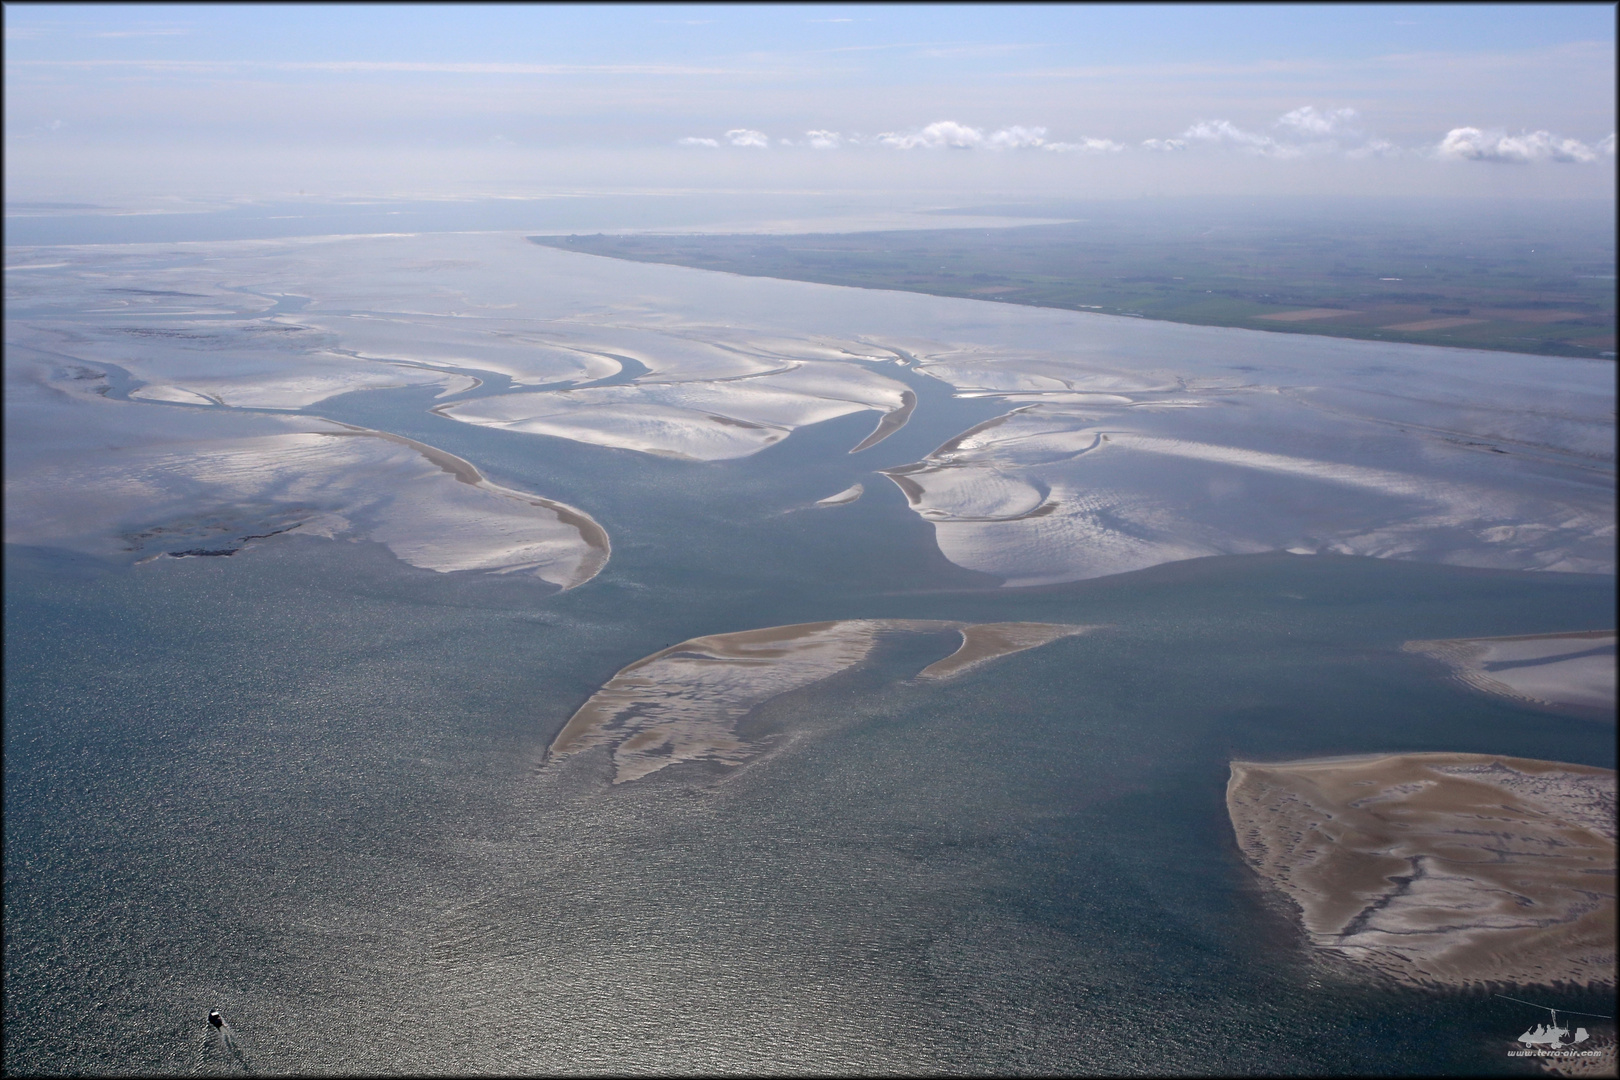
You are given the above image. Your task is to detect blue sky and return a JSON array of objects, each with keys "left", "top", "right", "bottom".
[{"left": 6, "top": 3, "right": 1614, "bottom": 203}]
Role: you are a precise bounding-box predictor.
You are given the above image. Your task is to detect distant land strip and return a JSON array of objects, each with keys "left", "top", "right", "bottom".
[{"left": 529, "top": 225, "right": 1615, "bottom": 361}]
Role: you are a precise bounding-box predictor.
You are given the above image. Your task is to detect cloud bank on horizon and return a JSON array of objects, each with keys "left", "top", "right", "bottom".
[
  {"left": 678, "top": 108, "right": 1611, "bottom": 166},
  {"left": 4, "top": 3, "right": 1614, "bottom": 202}
]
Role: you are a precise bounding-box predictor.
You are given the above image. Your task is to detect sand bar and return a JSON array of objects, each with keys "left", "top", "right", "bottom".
[
  {"left": 319, "top": 421, "right": 610, "bottom": 588},
  {"left": 548, "top": 619, "right": 1091, "bottom": 783},
  {"left": 813, "top": 483, "right": 865, "bottom": 507},
  {"left": 849, "top": 389, "right": 916, "bottom": 453},
  {"left": 1404, "top": 632, "right": 1616, "bottom": 718},
  {"left": 8, "top": 230, "right": 1610, "bottom": 591},
  {"left": 881, "top": 391, "right": 1613, "bottom": 586},
  {"left": 3, "top": 354, "right": 610, "bottom": 589},
  {"left": 436, "top": 360, "right": 913, "bottom": 462},
  {"left": 916, "top": 622, "right": 1098, "bottom": 681},
  {"left": 1228, "top": 753, "right": 1616, "bottom": 989}
]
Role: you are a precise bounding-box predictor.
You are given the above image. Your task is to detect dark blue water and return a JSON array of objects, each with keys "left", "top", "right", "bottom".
[{"left": 4, "top": 363, "right": 1613, "bottom": 1073}]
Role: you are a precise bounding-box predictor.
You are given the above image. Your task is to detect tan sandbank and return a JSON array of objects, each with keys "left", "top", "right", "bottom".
[
  {"left": 916, "top": 622, "right": 1097, "bottom": 681},
  {"left": 548, "top": 619, "right": 1092, "bottom": 783},
  {"left": 1228, "top": 753, "right": 1616, "bottom": 990}
]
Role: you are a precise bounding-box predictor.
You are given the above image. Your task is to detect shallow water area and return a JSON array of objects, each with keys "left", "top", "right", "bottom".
[
  {"left": 6, "top": 536, "right": 1614, "bottom": 1074},
  {"left": 5, "top": 230, "right": 1616, "bottom": 1075}
]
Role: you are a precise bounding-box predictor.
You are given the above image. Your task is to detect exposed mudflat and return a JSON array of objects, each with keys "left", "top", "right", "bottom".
[{"left": 7, "top": 231, "right": 1610, "bottom": 589}]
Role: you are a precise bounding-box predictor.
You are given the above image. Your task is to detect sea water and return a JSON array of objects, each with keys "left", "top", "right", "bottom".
[{"left": 4, "top": 355, "right": 1613, "bottom": 1074}]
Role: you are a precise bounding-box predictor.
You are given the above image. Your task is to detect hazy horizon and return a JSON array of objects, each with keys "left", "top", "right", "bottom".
[{"left": 5, "top": 3, "right": 1615, "bottom": 208}]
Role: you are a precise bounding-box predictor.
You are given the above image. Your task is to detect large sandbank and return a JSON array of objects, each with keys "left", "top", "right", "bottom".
[
  {"left": 1228, "top": 753, "right": 1616, "bottom": 990},
  {"left": 549, "top": 619, "right": 1095, "bottom": 783}
]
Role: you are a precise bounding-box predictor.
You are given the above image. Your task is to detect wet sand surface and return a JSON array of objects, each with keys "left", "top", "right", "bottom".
[
  {"left": 813, "top": 482, "right": 864, "bottom": 507},
  {"left": 916, "top": 622, "right": 1099, "bottom": 681},
  {"left": 550, "top": 619, "right": 1092, "bottom": 783},
  {"left": 850, "top": 389, "right": 916, "bottom": 453},
  {"left": 434, "top": 360, "right": 914, "bottom": 462},
  {"left": 3, "top": 352, "right": 611, "bottom": 589},
  {"left": 320, "top": 422, "right": 610, "bottom": 588},
  {"left": 7, "top": 231, "right": 1609, "bottom": 587},
  {"left": 1405, "top": 632, "right": 1616, "bottom": 718},
  {"left": 1229, "top": 753, "right": 1616, "bottom": 990}
]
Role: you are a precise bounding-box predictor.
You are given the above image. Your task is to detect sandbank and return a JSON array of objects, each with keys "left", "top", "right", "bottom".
[
  {"left": 319, "top": 421, "right": 610, "bottom": 588},
  {"left": 916, "top": 622, "right": 1097, "bottom": 681},
  {"left": 3, "top": 356, "right": 610, "bottom": 590},
  {"left": 1228, "top": 753, "right": 1616, "bottom": 990},
  {"left": 849, "top": 389, "right": 916, "bottom": 453},
  {"left": 1404, "top": 632, "right": 1616, "bottom": 718},
  {"left": 8, "top": 230, "right": 1610, "bottom": 591},
  {"left": 548, "top": 619, "right": 1091, "bottom": 783},
  {"left": 434, "top": 360, "right": 914, "bottom": 462},
  {"left": 813, "top": 483, "right": 865, "bottom": 507},
  {"left": 880, "top": 389, "right": 1614, "bottom": 586}
]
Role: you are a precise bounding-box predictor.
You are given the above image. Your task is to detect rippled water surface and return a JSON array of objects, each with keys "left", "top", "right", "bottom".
[
  {"left": 6, "top": 454, "right": 1613, "bottom": 1076},
  {"left": 4, "top": 236, "right": 1615, "bottom": 1075}
]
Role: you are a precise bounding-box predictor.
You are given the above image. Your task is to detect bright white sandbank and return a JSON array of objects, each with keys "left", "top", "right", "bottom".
[
  {"left": 3, "top": 350, "right": 608, "bottom": 589},
  {"left": 1404, "top": 631, "right": 1616, "bottom": 715}
]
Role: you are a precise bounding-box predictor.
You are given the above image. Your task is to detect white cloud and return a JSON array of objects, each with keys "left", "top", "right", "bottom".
[
  {"left": 1600, "top": 134, "right": 1617, "bottom": 156},
  {"left": 1436, "top": 127, "right": 1601, "bottom": 163},
  {"left": 687, "top": 121, "right": 1123, "bottom": 154},
  {"left": 987, "top": 125, "right": 1049, "bottom": 149},
  {"left": 1182, "top": 119, "right": 1296, "bottom": 157},
  {"left": 876, "top": 120, "right": 986, "bottom": 149},
  {"left": 1276, "top": 105, "right": 1358, "bottom": 136},
  {"left": 1164, "top": 108, "right": 1405, "bottom": 159},
  {"left": 1043, "top": 138, "right": 1124, "bottom": 153},
  {"left": 1347, "top": 138, "right": 1400, "bottom": 159},
  {"left": 872, "top": 120, "right": 1115, "bottom": 152}
]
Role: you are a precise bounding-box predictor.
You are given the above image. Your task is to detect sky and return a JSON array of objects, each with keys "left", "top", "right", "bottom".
[{"left": 4, "top": 3, "right": 1615, "bottom": 206}]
